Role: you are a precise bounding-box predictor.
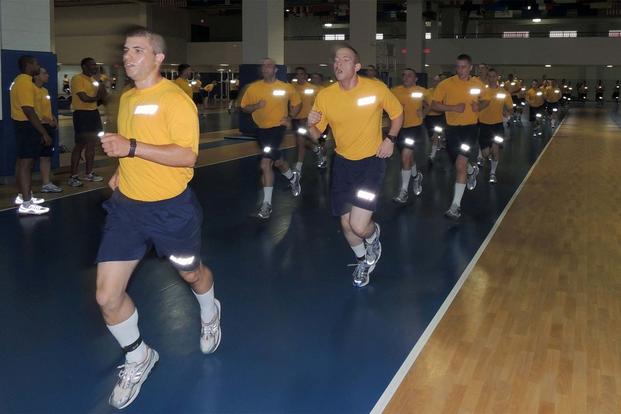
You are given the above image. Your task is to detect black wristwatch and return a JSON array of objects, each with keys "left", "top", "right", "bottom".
[
  {"left": 128, "top": 138, "right": 137, "bottom": 158},
  {"left": 385, "top": 134, "right": 398, "bottom": 143}
]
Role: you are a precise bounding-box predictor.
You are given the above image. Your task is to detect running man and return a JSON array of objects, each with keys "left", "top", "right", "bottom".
[
  {"left": 478, "top": 68, "right": 513, "bottom": 184},
  {"left": 307, "top": 45, "right": 403, "bottom": 287},
  {"left": 525, "top": 80, "right": 545, "bottom": 136},
  {"left": 291, "top": 66, "right": 325, "bottom": 174},
  {"left": 391, "top": 68, "right": 427, "bottom": 202},
  {"left": 544, "top": 79, "right": 562, "bottom": 128},
  {"left": 174, "top": 64, "right": 193, "bottom": 99},
  {"left": 241, "top": 58, "right": 302, "bottom": 220},
  {"left": 96, "top": 28, "right": 221, "bottom": 409},
  {"left": 432, "top": 54, "right": 487, "bottom": 220},
  {"left": 425, "top": 74, "right": 447, "bottom": 164}
]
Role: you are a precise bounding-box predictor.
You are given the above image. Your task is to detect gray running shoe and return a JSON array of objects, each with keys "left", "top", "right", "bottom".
[
  {"left": 84, "top": 172, "right": 104, "bottom": 182},
  {"left": 257, "top": 202, "right": 272, "bottom": 219},
  {"left": 489, "top": 173, "right": 498, "bottom": 184},
  {"left": 289, "top": 170, "right": 301, "bottom": 197},
  {"left": 365, "top": 223, "right": 382, "bottom": 266},
  {"left": 350, "top": 260, "right": 375, "bottom": 288},
  {"left": 109, "top": 345, "right": 159, "bottom": 409},
  {"left": 467, "top": 165, "right": 479, "bottom": 191},
  {"left": 41, "top": 183, "right": 63, "bottom": 193},
  {"left": 444, "top": 204, "right": 461, "bottom": 220},
  {"left": 200, "top": 299, "right": 222, "bottom": 354},
  {"left": 68, "top": 176, "right": 83, "bottom": 187},
  {"left": 412, "top": 172, "right": 423, "bottom": 196},
  {"left": 393, "top": 189, "right": 408, "bottom": 204}
]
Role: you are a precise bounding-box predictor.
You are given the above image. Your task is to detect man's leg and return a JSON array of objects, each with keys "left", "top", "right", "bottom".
[
  {"left": 295, "top": 133, "right": 306, "bottom": 173},
  {"left": 17, "top": 158, "right": 34, "bottom": 201},
  {"left": 85, "top": 135, "right": 97, "bottom": 175},
  {"left": 40, "top": 157, "right": 52, "bottom": 186}
]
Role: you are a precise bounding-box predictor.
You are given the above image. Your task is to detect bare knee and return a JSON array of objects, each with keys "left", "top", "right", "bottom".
[
  {"left": 350, "top": 221, "right": 369, "bottom": 238},
  {"left": 96, "top": 284, "right": 124, "bottom": 313},
  {"left": 260, "top": 158, "right": 273, "bottom": 171},
  {"left": 179, "top": 267, "right": 201, "bottom": 284}
]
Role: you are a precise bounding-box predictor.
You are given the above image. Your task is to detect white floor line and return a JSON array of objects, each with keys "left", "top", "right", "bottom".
[{"left": 370, "top": 116, "right": 568, "bottom": 414}]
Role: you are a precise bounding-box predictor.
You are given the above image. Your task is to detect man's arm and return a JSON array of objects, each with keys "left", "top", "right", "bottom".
[
  {"left": 76, "top": 92, "right": 99, "bottom": 103},
  {"left": 432, "top": 101, "right": 465, "bottom": 113},
  {"left": 100, "top": 133, "right": 197, "bottom": 167}
]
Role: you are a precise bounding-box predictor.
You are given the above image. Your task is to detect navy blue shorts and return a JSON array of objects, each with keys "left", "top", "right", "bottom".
[
  {"left": 13, "top": 120, "right": 42, "bottom": 159},
  {"left": 96, "top": 188, "right": 203, "bottom": 271},
  {"left": 397, "top": 125, "right": 425, "bottom": 150},
  {"left": 545, "top": 101, "right": 560, "bottom": 115},
  {"left": 529, "top": 106, "right": 544, "bottom": 122},
  {"left": 330, "top": 155, "right": 386, "bottom": 216},
  {"left": 40, "top": 124, "right": 56, "bottom": 157},
  {"left": 257, "top": 126, "right": 285, "bottom": 161},
  {"left": 445, "top": 124, "right": 478, "bottom": 164},
  {"left": 73, "top": 110, "right": 102, "bottom": 143},
  {"left": 478, "top": 122, "right": 504, "bottom": 150},
  {"left": 424, "top": 114, "right": 445, "bottom": 137}
]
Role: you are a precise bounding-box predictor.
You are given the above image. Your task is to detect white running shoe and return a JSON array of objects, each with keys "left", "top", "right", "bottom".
[
  {"left": 14, "top": 193, "right": 45, "bottom": 205},
  {"left": 18, "top": 203, "right": 49, "bottom": 215},
  {"left": 200, "top": 299, "right": 222, "bottom": 354},
  {"left": 467, "top": 165, "right": 479, "bottom": 191},
  {"left": 412, "top": 172, "right": 423, "bottom": 196},
  {"left": 109, "top": 346, "right": 159, "bottom": 409}
]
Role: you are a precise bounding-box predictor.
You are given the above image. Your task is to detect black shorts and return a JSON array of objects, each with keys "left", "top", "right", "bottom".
[
  {"left": 513, "top": 95, "right": 526, "bottom": 109},
  {"left": 529, "top": 106, "right": 544, "bottom": 122},
  {"left": 397, "top": 125, "right": 425, "bottom": 150},
  {"left": 73, "top": 110, "right": 102, "bottom": 142},
  {"left": 96, "top": 188, "right": 203, "bottom": 271},
  {"left": 256, "top": 126, "right": 286, "bottom": 161},
  {"left": 424, "top": 114, "right": 445, "bottom": 137},
  {"left": 13, "top": 120, "right": 42, "bottom": 159},
  {"left": 40, "top": 124, "right": 56, "bottom": 157},
  {"left": 613, "top": 92, "right": 619, "bottom": 100},
  {"left": 331, "top": 154, "right": 386, "bottom": 216},
  {"left": 230, "top": 90, "right": 239, "bottom": 100},
  {"left": 545, "top": 101, "right": 560, "bottom": 115},
  {"left": 291, "top": 118, "right": 307, "bottom": 138},
  {"left": 478, "top": 122, "right": 504, "bottom": 150},
  {"left": 445, "top": 124, "right": 478, "bottom": 164}
]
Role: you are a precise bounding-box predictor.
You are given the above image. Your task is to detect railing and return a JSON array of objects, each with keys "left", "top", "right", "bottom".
[{"left": 284, "top": 32, "right": 617, "bottom": 41}]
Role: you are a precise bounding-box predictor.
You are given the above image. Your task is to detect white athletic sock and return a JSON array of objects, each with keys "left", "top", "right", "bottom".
[
  {"left": 107, "top": 309, "right": 147, "bottom": 363},
  {"left": 365, "top": 226, "right": 379, "bottom": 244},
  {"left": 193, "top": 285, "right": 217, "bottom": 323},
  {"left": 491, "top": 159, "right": 499, "bottom": 174},
  {"left": 411, "top": 164, "right": 418, "bottom": 177},
  {"left": 351, "top": 243, "right": 366, "bottom": 260},
  {"left": 467, "top": 163, "right": 474, "bottom": 175},
  {"left": 452, "top": 183, "right": 467, "bottom": 207},
  {"left": 283, "top": 169, "right": 294, "bottom": 180},
  {"left": 430, "top": 143, "right": 438, "bottom": 158},
  {"left": 263, "top": 187, "right": 273, "bottom": 204},
  {"left": 295, "top": 162, "right": 303, "bottom": 172},
  {"left": 401, "top": 169, "right": 411, "bottom": 191}
]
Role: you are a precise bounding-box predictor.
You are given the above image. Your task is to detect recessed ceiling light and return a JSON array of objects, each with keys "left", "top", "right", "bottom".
[
  {"left": 606, "top": 65, "right": 614, "bottom": 68},
  {"left": 545, "top": 64, "right": 551, "bottom": 67},
  {"left": 319, "top": 63, "right": 328, "bottom": 67}
]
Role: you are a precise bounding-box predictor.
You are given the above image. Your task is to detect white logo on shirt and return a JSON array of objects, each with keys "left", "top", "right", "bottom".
[
  {"left": 134, "top": 104, "right": 159, "bottom": 115},
  {"left": 496, "top": 93, "right": 506, "bottom": 99},
  {"left": 304, "top": 89, "right": 314, "bottom": 95},
  {"left": 92, "top": 81, "right": 100, "bottom": 87},
  {"left": 411, "top": 92, "right": 424, "bottom": 99},
  {"left": 272, "top": 90, "right": 286, "bottom": 96},
  {"left": 45, "top": 95, "right": 51, "bottom": 100},
  {"left": 357, "top": 96, "right": 376, "bottom": 106}
]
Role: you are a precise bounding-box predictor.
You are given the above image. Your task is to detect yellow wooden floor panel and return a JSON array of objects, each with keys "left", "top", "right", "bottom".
[{"left": 385, "top": 108, "right": 621, "bottom": 414}]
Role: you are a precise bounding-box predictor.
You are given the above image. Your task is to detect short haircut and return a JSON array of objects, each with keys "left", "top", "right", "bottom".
[
  {"left": 334, "top": 43, "right": 360, "bottom": 63},
  {"left": 488, "top": 67, "right": 496, "bottom": 73},
  {"left": 403, "top": 67, "right": 416, "bottom": 74},
  {"left": 126, "top": 26, "right": 167, "bottom": 54},
  {"left": 81, "top": 57, "right": 95, "bottom": 67},
  {"left": 456, "top": 54, "right": 472, "bottom": 64},
  {"left": 178, "top": 63, "right": 191, "bottom": 74},
  {"left": 294, "top": 66, "right": 307, "bottom": 73},
  {"left": 18, "top": 55, "right": 35, "bottom": 72},
  {"left": 312, "top": 72, "right": 324, "bottom": 80}
]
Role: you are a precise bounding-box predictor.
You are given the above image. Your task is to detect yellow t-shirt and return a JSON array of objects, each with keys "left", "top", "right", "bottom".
[
  {"left": 545, "top": 86, "right": 562, "bottom": 103},
  {"left": 432, "top": 75, "right": 485, "bottom": 126},
  {"left": 174, "top": 77, "right": 193, "bottom": 99},
  {"left": 391, "top": 85, "right": 426, "bottom": 128},
  {"left": 10, "top": 74, "right": 36, "bottom": 121},
  {"left": 293, "top": 82, "right": 322, "bottom": 120},
  {"left": 240, "top": 80, "right": 301, "bottom": 129},
  {"left": 312, "top": 76, "right": 403, "bottom": 161},
  {"left": 34, "top": 86, "right": 53, "bottom": 123},
  {"left": 505, "top": 80, "right": 522, "bottom": 95},
  {"left": 117, "top": 79, "right": 199, "bottom": 202},
  {"left": 479, "top": 87, "right": 513, "bottom": 125},
  {"left": 71, "top": 73, "right": 99, "bottom": 111},
  {"left": 525, "top": 88, "right": 545, "bottom": 107},
  {"left": 191, "top": 79, "right": 202, "bottom": 93},
  {"left": 203, "top": 83, "right": 215, "bottom": 93},
  {"left": 425, "top": 87, "right": 441, "bottom": 116}
]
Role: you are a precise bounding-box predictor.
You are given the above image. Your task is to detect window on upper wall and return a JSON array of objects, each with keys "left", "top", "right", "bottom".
[
  {"left": 376, "top": 33, "right": 384, "bottom": 40},
  {"left": 550, "top": 31, "right": 577, "bottom": 38},
  {"left": 425, "top": 32, "right": 432, "bottom": 39},
  {"left": 502, "top": 31, "right": 529, "bottom": 38},
  {"left": 324, "top": 34, "right": 345, "bottom": 41},
  {"left": 609, "top": 30, "right": 621, "bottom": 38}
]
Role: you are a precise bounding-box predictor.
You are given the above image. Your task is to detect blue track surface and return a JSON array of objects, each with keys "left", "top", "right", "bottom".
[{"left": 0, "top": 116, "right": 557, "bottom": 413}]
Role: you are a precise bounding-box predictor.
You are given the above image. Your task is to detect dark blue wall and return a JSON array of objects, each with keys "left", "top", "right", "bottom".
[{"left": 1, "top": 50, "right": 59, "bottom": 177}]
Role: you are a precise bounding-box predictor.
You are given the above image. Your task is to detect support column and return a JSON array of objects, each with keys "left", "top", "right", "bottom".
[
  {"left": 406, "top": 0, "right": 424, "bottom": 73},
  {"left": 242, "top": 0, "right": 284, "bottom": 64},
  {"left": 350, "top": 0, "right": 377, "bottom": 67}
]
